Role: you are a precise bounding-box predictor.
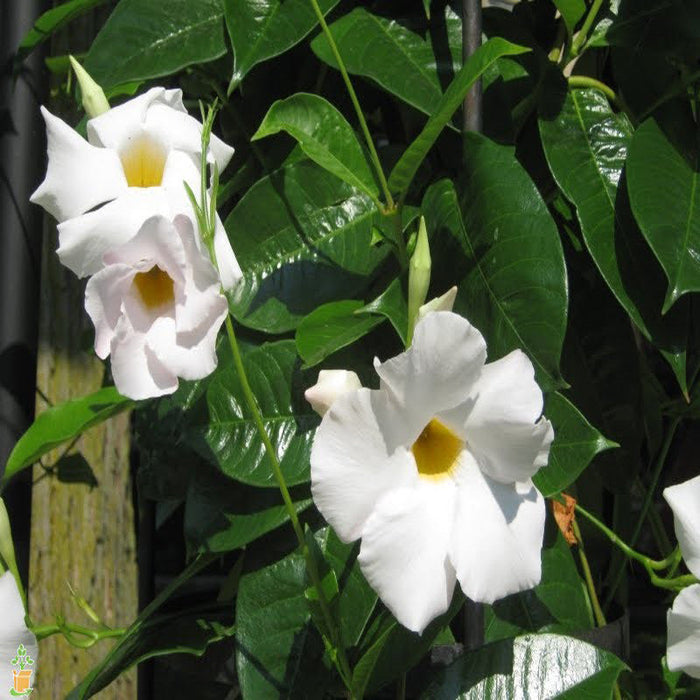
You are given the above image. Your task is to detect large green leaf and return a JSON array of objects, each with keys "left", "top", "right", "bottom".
[
  {"left": 226, "top": 160, "right": 389, "bottom": 333},
  {"left": 627, "top": 106, "right": 700, "bottom": 312},
  {"left": 236, "top": 529, "right": 375, "bottom": 698},
  {"left": 534, "top": 392, "right": 615, "bottom": 498},
  {"left": 68, "top": 605, "right": 235, "bottom": 699},
  {"left": 424, "top": 157, "right": 567, "bottom": 391},
  {"left": 188, "top": 340, "right": 315, "bottom": 487},
  {"left": 310, "top": 7, "right": 462, "bottom": 119},
  {"left": 358, "top": 277, "right": 409, "bottom": 346},
  {"left": 554, "top": 0, "right": 586, "bottom": 35},
  {"left": 419, "top": 633, "right": 626, "bottom": 698},
  {"left": 3, "top": 387, "right": 133, "bottom": 486},
  {"left": 539, "top": 87, "right": 688, "bottom": 392},
  {"left": 484, "top": 532, "right": 592, "bottom": 643},
  {"left": 84, "top": 0, "right": 226, "bottom": 90},
  {"left": 184, "top": 467, "right": 312, "bottom": 553},
  {"left": 295, "top": 300, "right": 384, "bottom": 368},
  {"left": 225, "top": 0, "right": 340, "bottom": 88},
  {"left": 252, "top": 93, "right": 380, "bottom": 201},
  {"left": 388, "top": 38, "right": 530, "bottom": 196}
]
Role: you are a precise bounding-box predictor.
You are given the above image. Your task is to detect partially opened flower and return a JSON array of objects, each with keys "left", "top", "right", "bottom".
[
  {"left": 85, "top": 214, "right": 228, "bottom": 400},
  {"left": 305, "top": 370, "right": 363, "bottom": 417},
  {"left": 310, "top": 311, "right": 553, "bottom": 633},
  {"left": 0, "top": 571, "right": 38, "bottom": 690},
  {"left": 663, "top": 475, "right": 700, "bottom": 678},
  {"left": 31, "top": 87, "right": 241, "bottom": 289}
]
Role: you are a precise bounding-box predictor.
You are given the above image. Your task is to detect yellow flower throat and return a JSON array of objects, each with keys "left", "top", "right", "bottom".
[
  {"left": 120, "top": 136, "right": 166, "bottom": 188},
  {"left": 133, "top": 266, "right": 174, "bottom": 309},
  {"left": 411, "top": 418, "right": 463, "bottom": 479}
]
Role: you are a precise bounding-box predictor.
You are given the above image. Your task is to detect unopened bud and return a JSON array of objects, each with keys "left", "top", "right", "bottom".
[
  {"left": 418, "top": 286, "right": 457, "bottom": 320},
  {"left": 305, "top": 370, "right": 362, "bottom": 417},
  {"left": 407, "top": 216, "right": 431, "bottom": 344},
  {"left": 69, "top": 56, "right": 110, "bottom": 118}
]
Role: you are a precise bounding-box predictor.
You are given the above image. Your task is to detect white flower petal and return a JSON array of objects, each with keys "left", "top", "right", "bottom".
[
  {"left": 84, "top": 264, "right": 134, "bottom": 358},
  {"left": 110, "top": 318, "right": 178, "bottom": 399},
  {"left": 86, "top": 87, "right": 185, "bottom": 149},
  {"left": 160, "top": 149, "right": 201, "bottom": 215},
  {"left": 418, "top": 286, "right": 457, "bottom": 320},
  {"left": 212, "top": 215, "right": 243, "bottom": 291},
  {"left": 456, "top": 350, "right": 553, "bottom": 483},
  {"left": 449, "top": 452, "right": 545, "bottom": 603},
  {"left": 667, "top": 584, "right": 700, "bottom": 678},
  {"left": 305, "top": 370, "right": 362, "bottom": 417},
  {"left": 358, "top": 480, "right": 457, "bottom": 634},
  {"left": 664, "top": 475, "right": 700, "bottom": 578},
  {"left": 0, "top": 572, "right": 38, "bottom": 693},
  {"left": 57, "top": 188, "right": 174, "bottom": 278},
  {"left": 374, "top": 311, "right": 487, "bottom": 445},
  {"left": 30, "top": 106, "right": 126, "bottom": 222},
  {"left": 311, "top": 388, "right": 417, "bottom": 543}
]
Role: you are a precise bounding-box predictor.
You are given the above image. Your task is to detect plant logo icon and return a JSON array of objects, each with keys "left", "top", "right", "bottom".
[{"left": 9, "top": 643, "right": 34, "bottom": 696}]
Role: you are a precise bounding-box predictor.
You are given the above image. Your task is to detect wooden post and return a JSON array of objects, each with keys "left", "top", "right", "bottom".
[{"left": 28, "top": 226, "right": 138, "bottom": 697}]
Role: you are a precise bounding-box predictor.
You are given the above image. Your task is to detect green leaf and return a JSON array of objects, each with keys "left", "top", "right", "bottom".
[
  {"left": 296, "top": 300, "right": 384, "bottom": 368},
  {"left": 534, "top": 393, "right": 615, "bottom": 497},
  {"left": 539, "top": 87, "right": 688, "bottom": 393},
  {"left": 189, "top": 340, "right": 315, "bottom": 487},
  {"left": 554, "top": 0, "right": 586, "bottom": 35},
  {"left": 184, "top": 467, "right": 312, "bottom": 553},
  {"left": 388, "top": 38, "right": 530, "bottom": 195},
  {"left": 68, "top": 604, "right": 234, "bottom": 698},
  {"left": 3, "top": 387, "right": 133, "bottom": 485},
  {"left": 16, "top": 0, "right": 109, "bottom": 63},
  {"left": 358, "top": 277, "right": 408, "bottom": 346},
  {"left": 252, "top": 93, "right": 380, "bottom": 202},
  {"left": 226, "top": 160, "right": 389, "bottom": 333},
  {"left": 419, "top": 633, "right": 626, "bottom": 698},
  {"left": 627, "top": 105, "right": 700, "bottom": 312},
  {"left": 484, "top": 532, "right": 593, "bottom": 642},
  {"left": 83, "top": 0, "right": 226, "bottom": 91},
  {"left": 424, "top": 158, "right": 567, "bottom": 391},
  {"left": 225, "top": 0, "right": 340, "bottom": 88},
  {"left": 310, "top": 7, "right": 462, "bottom": 120}
]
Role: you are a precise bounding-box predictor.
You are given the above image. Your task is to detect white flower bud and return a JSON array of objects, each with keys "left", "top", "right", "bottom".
[
  {"left": 305, "top": 370, "right": 362, "bottom": 417},
  {"left": 418, "top": 286, "right": 458, "bottom": 320},
  {"left": 69, "top": 56, "right": 110, "bottom": 118}
]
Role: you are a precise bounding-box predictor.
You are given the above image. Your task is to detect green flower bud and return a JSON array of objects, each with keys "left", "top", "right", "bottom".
[
  {"left": 69, "top": 56, "right": 110, "bottom": 118},
  {"left": 407, "top": 216, "right": 431, "bottom": 344}
]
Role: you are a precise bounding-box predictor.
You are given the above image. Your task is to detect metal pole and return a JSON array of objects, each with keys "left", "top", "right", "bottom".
[{"left": 462, "top": 0, "right": 483, "bottom": 133}]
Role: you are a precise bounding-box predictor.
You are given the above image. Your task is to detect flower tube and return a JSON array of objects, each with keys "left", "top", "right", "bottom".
[
  {"left": 309, "top": 311, "right": 553, "bottom": 633},
  {"left": 31, "top": 87, "right": 241, "bottom": 289}
]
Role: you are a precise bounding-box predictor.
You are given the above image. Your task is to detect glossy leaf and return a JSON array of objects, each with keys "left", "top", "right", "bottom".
[
  {"left": 226, "top": 160, "right": 389, "bottom": 333},
  {"left": 484, "top": 532, "right": 592, "bottom": 642},
  {"left": 424, "top": 153, "right": 567, "bottom": 391},
  {"left": 295, "top": 300, "right": 384, "bottom": 368},
  {"left": 188, "top": 340, "right": 316, "bottom": 487},
  {"left": 388, "top": 38, "right": 530, "bottom": 195},
  {"left": 3, "top": 387, "right": 133, "bottom": 485},
  {"left": 554, "top": 0, "right": 586, "bottom": 35},
  {"left": 84, "top": 0, "right": 226, "bottom": 90},
  {"left": 68, "top": 605, "right": 235, "bottom": 699},
  {"left": 252, "top": 93, "right": 380, "bottom": 201},
  {"left": 627, "top": 106, "right": 700, "bottom": 312},
  {"left": 539, "top": 87, "right": 688, "bottom": 393},
  {"left": 419, "top": 633, "right": 626, "bottom": 698},
  {"left": 534, "top": 392, "right": 615, "bottom": 497},
  {"left": 358, "top": 277, "right": 408, "bottom": 346},
  {"left": 225, "top": 0, "right": 340, "bottom": 88},
  {"left": 310, "top": 7, "right": 462, "bottom": 119}
]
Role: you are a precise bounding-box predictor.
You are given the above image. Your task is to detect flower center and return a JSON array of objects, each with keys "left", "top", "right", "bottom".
[
  {"left": 120, "top": 136, "right": 166, "bottom": 187},
  {"left": 411, "top": 418, "right": 463, "bottom": 479},
  {"left": 133, "top": 266, "right": 174, "bottom": 310}
]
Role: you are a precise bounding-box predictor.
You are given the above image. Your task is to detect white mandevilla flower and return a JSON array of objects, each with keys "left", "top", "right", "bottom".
[
  {"left": 663, "top": 474, "right": 700, "bottom": 678},
  {"left": 30, "top": 87, "right": 241, "bottom": 290},
  {"left": 305, "top": 370, "right": 363, "bottom": 417},
  {"left": 85, "top": 214, "right": 228, "bottom": 400},
  {"left": 310, "top": 311, "right": 553, "bottom": 633},
  {"left": 0, "top": 572, "right": 38, "bottom": 693}
]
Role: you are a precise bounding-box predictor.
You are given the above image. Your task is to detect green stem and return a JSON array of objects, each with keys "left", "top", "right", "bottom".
[
  {"left": 32, "top": 621, "right": 126, "bottom": 644},
  {"left": 568, "top": 76, "right": 621, "bottom": 108},
  {"left": 603, "top": 415, "right": 681, "bottom": 610},
  {"left": 224, "top": 317, "right": 354, "bottom": 692},
  {"left": 572, "top": 520, "right": 607, "bottom": 628},
  {"left": 570, "top": 0, "right": 605, "bottom": 56},
  {"left": 307, "top": 0, "right": 394, "bottom": 210}
]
